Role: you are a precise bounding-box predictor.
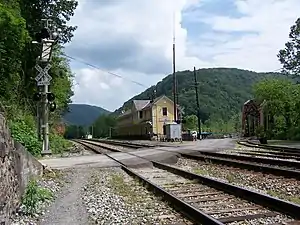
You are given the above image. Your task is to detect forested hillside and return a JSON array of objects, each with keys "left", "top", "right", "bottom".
[
  {"left": 0, "top": 0, "right": 78, "bottom": 155},
  {"left": 115, "top": 68, "right": 285, "bottom": 122},
  {"left": 63, "top": 104, "right": 110, "bottom": 126}
]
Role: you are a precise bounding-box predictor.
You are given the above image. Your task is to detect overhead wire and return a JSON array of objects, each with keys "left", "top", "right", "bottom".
[
  {"left": 62, "top": 53, "right": 148, "bottom": 88},
  {"left": 62, "top": 53, "right": 285, "bottom": 88}
]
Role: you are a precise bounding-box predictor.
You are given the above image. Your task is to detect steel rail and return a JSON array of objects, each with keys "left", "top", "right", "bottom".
[
  {"left": 122, "top": 166, "right": 222, "bottom": 225},
  {"left": 77, "top": 140, "right": 220, "bottom": 224},
  {"left": 77, "top": 140, "right": 300, "bottom": 223},
  {"left": 193, "top": 151, "right": 300, "bottom": 169},
  {"left": 81, "top": 139, "right": 300, "bottom": 178},
  {"left": 87, "top": 138, "right": 160, "bottom": 148},
  {"left": 181, "top": 153, "right": 300, "bottom": 179},
  {"left": 89, "top": 139, "right": 152, "bottom": 148},
  {"left": 234, "top": 150, "right": 300, "bottom": 160},
  {"left": 74, "top": 139, "right": 122, "bottom": 153},
  {"left": 239, "top": 140, "right": 300, "bottom": 153},
  {"left": 152, "top": 161, "right": 300, "bottom": 220}
]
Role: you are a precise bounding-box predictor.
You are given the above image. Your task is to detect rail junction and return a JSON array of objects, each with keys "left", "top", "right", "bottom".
[{"left": 38, "top": 138, "right": 300, "bottom": 224}]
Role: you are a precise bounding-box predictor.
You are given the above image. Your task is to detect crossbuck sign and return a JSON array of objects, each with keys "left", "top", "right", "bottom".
[{"left": 35, "top": 64, "right": 52, "bottom": 86}]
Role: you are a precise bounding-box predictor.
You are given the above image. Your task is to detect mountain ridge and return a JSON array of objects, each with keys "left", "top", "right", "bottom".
[
  {"left": 113, "top": 67, "right": 286, "bottom": 122},
  {"left": 63, "top": 103, "right": 110, "bottom": 126}
]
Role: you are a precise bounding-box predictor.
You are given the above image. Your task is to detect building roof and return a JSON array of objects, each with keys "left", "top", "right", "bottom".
[
  {"left": 133, "top": 100, "right": 151, "bottom": 111},
  {"left": 142, "top": 95, "right": 175, "bottom": 110},
  {"left": 133, "top": 95, "right": 169, "bottom": 111},
  {"left": 118, "top": 95, "right": 177, "bottom": 118}
]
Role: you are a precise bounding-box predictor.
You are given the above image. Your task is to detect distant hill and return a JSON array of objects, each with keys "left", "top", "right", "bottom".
[
  {"left": 114, "top": 68, "right": 287, "bottom": 122},
  {"left": 63, "top": 104, "right": 110, "bottom": 126}
]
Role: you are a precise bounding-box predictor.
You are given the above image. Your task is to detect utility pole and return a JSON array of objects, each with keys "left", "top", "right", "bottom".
[
  {"left": 193, "top": 67, "right": 202, "bottom": 140},
  {"left": 153, "top": 88, "right": 157, "bottom": 100},
  {"left": 37, "top": 103, "right": 41, "bottom": 140},
  {"left": 172, "top": 13, "right": 177, "bottom": 122},
  {"left": 109, "top": 127, "right": 112, "bottom": 138},
  {"left": 33, "top": 19, "right": 58, "bottom": 155}
]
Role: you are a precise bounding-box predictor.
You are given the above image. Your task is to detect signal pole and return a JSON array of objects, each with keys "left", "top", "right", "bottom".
[
  {"left": 33, "top": 19, "right": 58, "bottom": 155},
  {"left": 172, "top": 12, "right": 177, "bottom": 122},
  {"left": 109, "top": 127, "right": 112, "bottom": 138},
  {"left": 193, "top": 67, "right": 202, "bottom": 140}
]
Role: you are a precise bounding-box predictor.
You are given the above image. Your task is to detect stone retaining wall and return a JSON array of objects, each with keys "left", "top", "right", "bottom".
[{"left": 0, "top": 113, "right": 43, "bottom": 224}]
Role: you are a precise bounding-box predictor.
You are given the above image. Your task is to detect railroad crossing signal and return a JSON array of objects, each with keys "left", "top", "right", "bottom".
[{"left": 35, "top": 64, "right": 52, "bottom": 86}]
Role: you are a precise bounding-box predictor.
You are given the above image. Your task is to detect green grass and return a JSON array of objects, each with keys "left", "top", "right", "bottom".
[
  {"left": 108, "top": 174, "right": 138, "bottom": 204},
  {"left": 49, "top": 133, "right": 73, "bottom": 155},
  {"left": 193, "top": 168, "right": 210, "bottom": 176},
  {"left": 266, "top": 190, "right": 300, "bottom": 204}
]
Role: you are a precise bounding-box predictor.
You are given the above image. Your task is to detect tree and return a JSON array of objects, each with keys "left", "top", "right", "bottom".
[
  {"left": 19, "top": 0, "right": 78, "bottom": 44},
  {"left": 64, "top": 125, "right": 85, "bottom": 139},
  {"left": 114, "top": 68, "right": 285, "bottom": 124},
  {"left": 16, "top": 0, "right": 78, "bottom": 113},
  {"left": 0, "top": 2, "right": 30, "bottom": 100},
  {"left": 229, "top": 112, "right": 242, "bottom": 133},
  {"left": 50, "top": 48, "right": 74, "bottom": 118},
  {"left": 92, "top": 115, "right": 117, "bottom": 138},
  {"left": 183, "top": 114, "right": 198, "bottom": 131},
  {"left": 253, "top": 78, "right": 299, "bottom": 123},
  {"left": 253, "top": 78, "right": 300, "bottom": 139},
  {"left": 0, "top": 0, "right": 78, "bottom": 155},
  {"left": 278, "top": 18, "right": 300, "bottom": 75}
]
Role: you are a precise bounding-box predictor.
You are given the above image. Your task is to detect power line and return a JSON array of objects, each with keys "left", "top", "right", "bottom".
[
  {"left": 62, "top": 53, "right": 285, "bottom": 89},
  {"left": 271, "top": 68, "right": 282, "bottom": 72},
  {"left": 62, "top": 53, "right": 148, "bottom": 88}
]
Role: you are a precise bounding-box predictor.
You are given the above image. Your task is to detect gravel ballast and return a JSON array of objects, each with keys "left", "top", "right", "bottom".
[
  {"left": 224, "top": 145, "right": 300, "bottom": 162},
  {"left": 175, "top": 158, "right": 300, "bottom": 204},
  {"left": 132, "top": 168, "right": 295, "bottom": 225},
  {"left": 82, "top": 167, "right": 193, "bottom": 225}
]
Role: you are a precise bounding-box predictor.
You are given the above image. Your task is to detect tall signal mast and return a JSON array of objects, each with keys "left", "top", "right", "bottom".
[{"left": 172, "top": 11, "right": 177, "bottom": 122}]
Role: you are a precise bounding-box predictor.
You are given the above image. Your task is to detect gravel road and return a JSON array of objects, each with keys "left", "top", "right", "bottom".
[
  {"left": 10, "top": 169, "right": 66, "bottom": 225},
  {"left": 39, "top": 168, "right": 90, "bottom": 225},
  {"left": 12, "top": 166, "right": 194, "bottom": 225}
]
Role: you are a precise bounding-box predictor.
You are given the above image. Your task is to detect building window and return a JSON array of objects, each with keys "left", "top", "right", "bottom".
[
  {"left": 139, "top": 111, "right": 143, "bottom": 119},
  {"left": 162, "top": 107, "right": 167, "bottom": 116}
]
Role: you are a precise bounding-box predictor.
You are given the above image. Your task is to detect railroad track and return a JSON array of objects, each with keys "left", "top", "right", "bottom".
[
  {"left": 130, "top": 162, "right": 300, "bottom": 224},
  {"left": 84, "top": 139, "right": 300, "bottom": 179},
  {"left": 75, "top": 140, "right": 300, "bottom": 224},
  {"left": 181, "top": 151, "right": 300, "bottom": 179},
  {"left": 231, "top": 150, "right": 300, "bottom": 161},
  {"left": 238, "top": 141, "right": 300, "bottom": 156},
  {"left": 103, "top": 139, "right": 300, "bottom": 160},
  {"left": 74, "top": 139, "right": 122, "bottom": 154},
  {"left": 96, "top": 139, "right": 157, "bottom": 148}
]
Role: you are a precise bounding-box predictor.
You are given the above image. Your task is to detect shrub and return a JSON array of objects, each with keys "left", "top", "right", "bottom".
[
  {"left": 9, "top": 117, "right": 41, "bottom": 156},
  {"left": 21, "top": 179, "right": 53, "bottom": 216},
  {"left": 49, "top": 133, "right": 72, "bottom": 154}
]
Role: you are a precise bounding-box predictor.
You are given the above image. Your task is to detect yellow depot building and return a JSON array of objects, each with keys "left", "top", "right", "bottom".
[{"left": 113, "top": 95, "right": 179, "bottom": 140}]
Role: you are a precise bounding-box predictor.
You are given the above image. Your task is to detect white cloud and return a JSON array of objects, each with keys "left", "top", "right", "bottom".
[
  {"left": 66, "top": 0, "right": 300, "bottom": 111},
  {"left": 71, "top": 67, "right": 164, "bottom": 111},
  {"left": 67, "top": 0, "right": 204, "bottom": 110},
  {"left": 188, "top": 0, "right": 300, "bottom": 71}
]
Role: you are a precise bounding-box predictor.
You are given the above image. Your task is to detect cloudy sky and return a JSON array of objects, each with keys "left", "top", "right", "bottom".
[{"left": 65, "top": 0, "right": 300, "bottom": 112}]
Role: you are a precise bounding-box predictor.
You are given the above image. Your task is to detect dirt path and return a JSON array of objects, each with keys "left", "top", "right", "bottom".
[{"left": 39, "top": 168, "right": 90, "bottom": 225}]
